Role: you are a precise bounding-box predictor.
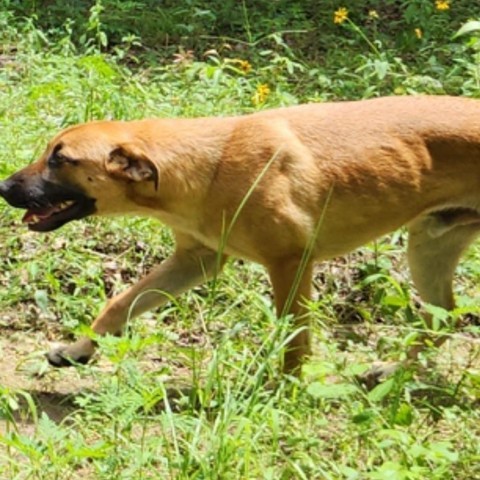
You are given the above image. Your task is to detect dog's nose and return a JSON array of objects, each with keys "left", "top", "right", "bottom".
[
  {"left": 0, "top": 179, "right": 9, "bottom": 198},
  {"left": 0, "top": 178, "right": 19, "bottom": 203}
]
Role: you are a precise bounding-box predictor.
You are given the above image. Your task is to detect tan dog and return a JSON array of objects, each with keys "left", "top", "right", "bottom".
[{"left": 1, "top": 95, "right": 479, "bottom": 376}]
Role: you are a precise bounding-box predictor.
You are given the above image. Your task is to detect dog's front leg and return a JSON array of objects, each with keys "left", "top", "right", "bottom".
[{"left": 47, "top": 235, "right": 226, "bottom": 366}]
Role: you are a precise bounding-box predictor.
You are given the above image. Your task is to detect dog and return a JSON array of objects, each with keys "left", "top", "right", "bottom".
[{"left": 1, "top": 95, "right": 479, "bottom": 378}]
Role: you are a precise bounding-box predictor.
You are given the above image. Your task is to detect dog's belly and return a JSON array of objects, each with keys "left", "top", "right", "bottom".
[{"left": 188, "top": 208, "right": 407, "bottom": 264}]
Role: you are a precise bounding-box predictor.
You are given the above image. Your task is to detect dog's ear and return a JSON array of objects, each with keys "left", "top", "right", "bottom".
[{"left": 106, "top": 145, "right": 159, "bottom": 190}]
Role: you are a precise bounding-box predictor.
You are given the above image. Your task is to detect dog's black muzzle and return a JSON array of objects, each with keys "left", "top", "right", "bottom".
[
  {"left": 0, "top": 173, "right": 47, "bottom": 209},
  {"left": 0, "top": 172, "right": 96, "bottom": 232}
]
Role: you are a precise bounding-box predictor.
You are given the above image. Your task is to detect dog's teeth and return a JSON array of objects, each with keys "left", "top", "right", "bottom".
[
  {"left": 58, "top": 201, "right": 73, "bottom": 210},
  {"left": 30, "top": 215, "right": 39, "bottom": 224}
]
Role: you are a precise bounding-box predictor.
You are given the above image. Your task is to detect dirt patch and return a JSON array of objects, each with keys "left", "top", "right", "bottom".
[{"left": 0, "top": 327, "right": 100, "bottom": 435}]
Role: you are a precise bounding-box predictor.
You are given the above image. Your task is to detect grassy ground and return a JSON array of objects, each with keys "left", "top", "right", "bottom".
[{"left": 1, "top": 3, "right": 480, "bottom": 479}]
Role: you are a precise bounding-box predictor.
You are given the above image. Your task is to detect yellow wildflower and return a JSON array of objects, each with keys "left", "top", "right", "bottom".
[
  {"left": 227, "top": 58, "right": 252, "bottom": 74},
  {"left": 368, "top": 10, "right": 379, "bottom": 19},
  {"left": 415, "top": 28, "right": 423, "bottom": 39},
  {"left": 237, "top": 59, "right": 252, "bottom": 74},
  {"left": 435, "top": 0, "right": 450, "bottom": 10},
  {"left": 334, "top": 7, "right": 348, "bottom": 25},
  {"left": 252, "top": 84, "right": 270, "bottom": 106}
]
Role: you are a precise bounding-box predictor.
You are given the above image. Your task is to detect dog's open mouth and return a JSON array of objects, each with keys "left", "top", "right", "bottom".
[
  {"left": 22, "top": 197, "right": 96, "bottom": 232},
  {"left": 0, "top": 173, "right": 97, "bottom": 232}
]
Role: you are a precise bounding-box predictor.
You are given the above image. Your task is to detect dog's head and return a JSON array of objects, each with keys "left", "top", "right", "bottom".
[{"left": 0, "top": 121, "right": 159, "bottom": 232}]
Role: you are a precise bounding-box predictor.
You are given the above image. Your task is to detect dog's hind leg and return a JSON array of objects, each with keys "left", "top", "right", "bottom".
[
  {"left": 360, "top": 212, "right": 480, "bottom": 389},
  {"left": 268, "top": 258, "right": 313, "bottom": 375},
  {"left": 406, "top": 212, "right": 480, "bottom": 358},
  {"left": 47, "top": 233, "right": 226, "bottom": 366}
]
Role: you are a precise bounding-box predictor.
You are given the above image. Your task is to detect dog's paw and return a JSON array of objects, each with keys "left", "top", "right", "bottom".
[
  {"left": 47, "top": 337, "right": 96, "bottom": 368},
  {"left": 46, "top": 347, "right": 91, "bottom": 367},
  {"left": 356, "top": 361, "right": 401, "bottom": 390}
]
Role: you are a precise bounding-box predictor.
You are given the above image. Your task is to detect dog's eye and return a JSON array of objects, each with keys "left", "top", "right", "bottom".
[
  {"left": 48, "top": 148, "right": 78, "bottom": 168},
  {"left": 48, "top": 154, "right": 63, "bottom": 168},
  {"left": 48, "top": 145, "right": 65, "bottom": 168}
]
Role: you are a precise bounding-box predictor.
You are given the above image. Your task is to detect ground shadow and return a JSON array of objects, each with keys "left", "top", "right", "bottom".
[{"left": 7, "top": 384, "right": 199, "bottom": 427}]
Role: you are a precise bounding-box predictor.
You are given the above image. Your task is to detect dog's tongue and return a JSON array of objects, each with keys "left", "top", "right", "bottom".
[{"left": 22, "top": 206, "right": 57, "bottom": 223}]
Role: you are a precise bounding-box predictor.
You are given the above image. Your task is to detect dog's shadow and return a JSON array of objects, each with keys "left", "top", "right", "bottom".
[
  {"left": 8, "top": 385, "right": 198, "bottom": 426},
  {"left": 7, "top": 390, "right": 80, "bottom": 425}
]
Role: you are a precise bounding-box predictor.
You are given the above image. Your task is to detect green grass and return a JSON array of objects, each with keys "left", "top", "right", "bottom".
[{"left": 1, "top": 4, "right": 480, "bottom": 479}]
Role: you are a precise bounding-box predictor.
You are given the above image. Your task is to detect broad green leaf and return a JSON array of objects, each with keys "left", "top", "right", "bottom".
[
  {"left": 307, "top": 382, "right": 357, "bottom": 399},
  {"left": 454, "top": 21, "right": 480, "bottom": 39},
  {"left": 368, "top": 377, "right": 394, "bottom": 402}
]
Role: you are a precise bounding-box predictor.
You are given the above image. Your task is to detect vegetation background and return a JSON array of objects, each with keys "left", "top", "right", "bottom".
[{"left": 0, "top": 0, "right": 479, "bottom": 478}]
